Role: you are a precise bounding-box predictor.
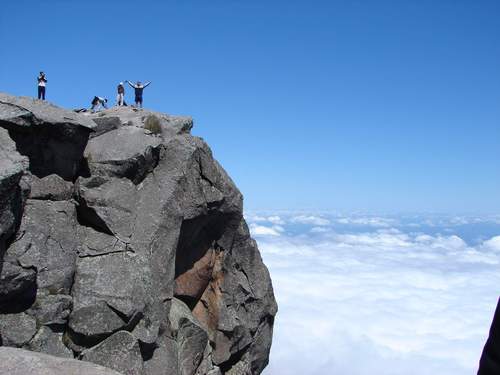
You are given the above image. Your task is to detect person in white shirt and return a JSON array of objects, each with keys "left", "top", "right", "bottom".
[{"left": 37, "top": 72, "right": 47, "bottom": 100}]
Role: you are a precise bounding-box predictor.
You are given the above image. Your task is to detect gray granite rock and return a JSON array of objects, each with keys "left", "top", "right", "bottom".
[
  {"left": 0, "top": 312, "right": 36, "bottom": 347},
  {"left": 29, "top": 174, "right": 74, "bottom": 201},
  {"left": 68, "top": 300, "right": 127, "bottom": 347},
  {"left": 0, "top": 93, "right": 276, "bottom": 374},
  {"left": 90, "top": 116, "right": 121, "bottom": 138},
  {"left": 0, "top": 347, "right": 123, "bottom": 374},
  {"left": 80, "top": 330, "right": 143, "bottom": 375},
  {"left": 26, "top": 293, "right": 72, "bottom": 326},
  {"left": 0, "top": 92, "right": 94, "bottom": 180},
  {"left": 4, "top": 200, "right": 79, "bottom": 295},
  {"left": 26, "top": 325, "right": 73, "bottom": 358},
  {"left": 84, "top": 126, "right": 162, "bottom": 184},
  {"left": 0, "top": 127, "right": 28, "bottom": 253}
]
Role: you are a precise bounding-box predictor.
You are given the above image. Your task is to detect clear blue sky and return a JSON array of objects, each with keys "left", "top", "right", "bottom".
[{"left": 1, "top": 0, "right": 499, "bottom": 213}]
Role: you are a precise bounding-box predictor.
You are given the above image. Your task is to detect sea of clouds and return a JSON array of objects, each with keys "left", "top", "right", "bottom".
[{"left": 246, "top": 212, "right": 500, "bottom": 375}]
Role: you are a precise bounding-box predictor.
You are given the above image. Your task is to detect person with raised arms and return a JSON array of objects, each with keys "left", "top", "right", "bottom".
[{"left": 126, "top": 80, "right": 151, "bottom": 108}]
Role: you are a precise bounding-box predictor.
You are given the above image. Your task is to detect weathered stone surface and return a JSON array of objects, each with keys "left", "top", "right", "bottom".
[
  {"left": 90, "top": 116, "right": 121, "bottom": 138},
  {"left": 71, "top": 252, "right": 148, "bottom": 318},
  {"left": 26, "top": 325, "right": 73, "bottom": 358},
  {"left": 86, "top": 106, "right": 193, "bottom": 137},
  {"left": 191, "top": 219, "right": 277, "bottom": 372},
  {"left": 0, "top": 94, "right": 276, "bottom": 374},
  {"left": 170, "top": 298, "right": 209, "bottom": 375},
  {"left": 76, "top": 176, "right": 138, "bottom": 239},
  {"left": 143, "top": 335, "right": 179, "bottom": 375},
  {"left": 0, "top": 347, "right": 123, "bottom": 375},
  {"left": 80, "top": 330, "right": 144, "bottom": 375},
  {"left": 29, "top": 174, "right": 73, "bottom": 201},
  {"left": 26, "top": 293, "right": 72, "bottom": 325},
  {"left": 0, "top": 312, "right": 36, "bottom": 347},
  {"left": 84, "top": 126, "right": 162, "bottom": 184},
  {"left": 0, "top": 93, "right": 94, "bottom": 180},
  {"left": 4, "top": 200, "right": 78, "bottom": 295},
  {"left": 68, "top": 300, "right": 127, "bottom": 347},
  {"left": 0, "top": 127, "right": 28, "bottom": 252},
  {"left": 76, "top": 225, "right": 129, "bottom": 258}
]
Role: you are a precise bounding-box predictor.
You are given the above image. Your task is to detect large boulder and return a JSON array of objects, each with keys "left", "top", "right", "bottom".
[
  {"left": 0, "top": 347, "right": 123, "bottom": 375},
  {"left": 80, "top": 330, "right": 144, "bottom": 375},
  {"left": 0, "top": 127, "right": 28, "bottom": 253},
  {"left": 29, "top": 174, "right": 74, "bottom": 201},
  {"left": 84, "top": 126, "right": 162, "bottom": 184},
  {"left": 0, "top": 94, "right": 276, "bottom": 374},
  {"left": 4, "top": 200, "right": 79, "bottom": 296},
  {"left": 0, "top": 93, "right": 95, "bottom": 180},
  {"left": 0, "top": 312, "right": 36, "bottom": 347}
]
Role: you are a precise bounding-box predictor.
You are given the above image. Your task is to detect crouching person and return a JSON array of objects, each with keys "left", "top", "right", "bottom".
[{"left": 91, "top": 96, "right": 108, "bottom": 113}]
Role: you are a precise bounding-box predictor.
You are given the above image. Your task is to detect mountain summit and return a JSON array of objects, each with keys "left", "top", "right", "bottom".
[{"left": 0, "top": 93, "right": 277, "bottom": 375}]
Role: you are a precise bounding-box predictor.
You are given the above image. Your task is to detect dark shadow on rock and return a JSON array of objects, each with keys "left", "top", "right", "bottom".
[
  {"left": 5, "top": 124, "right": 91, "bottom": 182},
  {"left": 75, "top": 200, "right": 114, "bottom": 236},
  {"left": 478, "top": 298, "right": 500, "bottom": 375},
  {"left": 0, "top": 283, "right": 37, "bottom": 314}
]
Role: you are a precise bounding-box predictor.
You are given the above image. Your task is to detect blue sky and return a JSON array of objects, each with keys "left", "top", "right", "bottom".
[{"left": 1, "top": 0, "right": 499, "bottom": 212}]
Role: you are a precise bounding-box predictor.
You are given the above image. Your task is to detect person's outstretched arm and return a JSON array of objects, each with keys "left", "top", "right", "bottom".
[
  {"left": 143, "top": 81, "right": 151, "bottom": 88},
  {"left": 127, "top": 80, "right": 135, "bottom": 88}
]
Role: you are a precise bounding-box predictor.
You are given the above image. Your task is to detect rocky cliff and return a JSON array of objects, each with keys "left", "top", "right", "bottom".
[
  {"left": 478, "top": 299, "right": 500, "bottom": 375},
  {"left": 0, "top": 93, "right": 277, "bottom": 375}
]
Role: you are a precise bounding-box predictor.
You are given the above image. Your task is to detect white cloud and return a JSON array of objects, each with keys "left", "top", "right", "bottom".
[
  {"left": 249, "top": 224, "right": 282, "bottom": 237},
  {"left": 310, "top": 226, "right": 329, "bottom": 233},
  {"left": 257, "top": 215, "right": 500, "bottom": 375},
  {"left": 290, "top": 215, "right": 331, "bottom": 226},
  {"left": 245, "top": 214, "right": 285, "bottom": 226},
  {"left": 336, "top": 216, "right": 397, "bottom": 227},
  {"left": 482, "top": 236, "right": 500, "bottom": 252}
]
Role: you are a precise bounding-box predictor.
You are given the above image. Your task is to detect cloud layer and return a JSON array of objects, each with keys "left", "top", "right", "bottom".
[{"left": 246, "top": 212, "right": 500, "bottom": 375}]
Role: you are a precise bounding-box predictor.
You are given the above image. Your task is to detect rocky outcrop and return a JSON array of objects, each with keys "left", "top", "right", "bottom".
[
  {"left": 478, "top": 298, "right": 500, "bottom": 375},
  {"left": 0, "top": 93, "right": 276, "bottom": 375}
]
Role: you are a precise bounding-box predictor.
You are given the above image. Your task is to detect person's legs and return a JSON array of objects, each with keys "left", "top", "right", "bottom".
[
  {"left": 41, "top": 87, "right": 45, "bottom": 100},
  {"left": 138, "top": 97, "right": 143, "bottom": 108},
  {"left": 119, "top": 93, "right": 124, "bottom": 106},
  {"left": 38, "top": 86, "right": 42, "bottom": 99}
]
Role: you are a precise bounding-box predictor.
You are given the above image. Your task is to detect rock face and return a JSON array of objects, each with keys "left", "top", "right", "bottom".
[
  {"left": 478, "top": 299, "right": 500, "bottom": 375},
  {"left": 0, "top": 93, "right": 277, "bottom": 375}
]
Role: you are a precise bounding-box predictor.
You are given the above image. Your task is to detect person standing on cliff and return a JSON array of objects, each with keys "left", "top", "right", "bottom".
[
  {"left": 37, "top": 72, "right": 47, "bottom": 100},
  {"left": 126, "top": 80, "right": 151, "bottom": 108},
  {"left": 116, "top": 82, "right": 125, "bottom": 106}
]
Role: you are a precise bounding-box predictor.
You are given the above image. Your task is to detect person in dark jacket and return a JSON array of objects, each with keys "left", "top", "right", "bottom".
[
  {"left": 116, "top": 82, "right": 125, "bottom": 106},
  {"left": 126, "top": 80, "right": 151, "bottom": 108},
  {"left": 90, "top": 96, "right": 108, "bottom": 113},
  {"left": 37, "top": 72, "right": 47, "bottom": 100}
]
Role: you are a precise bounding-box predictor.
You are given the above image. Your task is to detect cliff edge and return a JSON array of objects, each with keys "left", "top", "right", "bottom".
[{"left": 0, "top": 93, "right": 277, "bottom": 375}]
